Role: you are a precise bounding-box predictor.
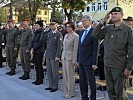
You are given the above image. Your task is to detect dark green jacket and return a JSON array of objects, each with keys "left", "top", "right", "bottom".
[
  {"left": 92, "top": 22, "right": 133, "bottom": 70},
  {"left": 4, "top": 28, "right": 19, "bottom": 48}
]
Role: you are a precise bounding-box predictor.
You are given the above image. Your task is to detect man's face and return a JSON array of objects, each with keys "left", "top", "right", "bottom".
[
  {"left": 78, "top": 25, "right": 84, "bottom": 31},
  {"left": 125, "top": 21, "right": 133, "bottom": 26},
  {"left": 7, "top": 22, "right": 13, "bottom": 28},
  {"left": 111, "top": 12, "right": 123, "bottom": 22},
  {"left": 82, "top": 18, "right": 91, "bottom": 28},
  {"left": 50, "top": 24, "right": 57, "bottom": 30},
  {"left": 35, "top": 24, "right": 41, "bottom": 30},
  {"left": 22, "top": 21, "right": 28, "bottom": 27}
]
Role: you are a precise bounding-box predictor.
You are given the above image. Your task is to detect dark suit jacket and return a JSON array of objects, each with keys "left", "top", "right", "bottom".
[
  {"left": 29, "top": 29, "right": 46, "bottom": 53},
  {"left": 77, "top": 28, "right": 99, "bottom": 66}
]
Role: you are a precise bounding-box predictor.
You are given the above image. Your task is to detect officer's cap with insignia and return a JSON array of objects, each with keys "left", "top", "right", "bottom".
[
  {"left": 110, "top": 7, "right": 123, "bottom": 13},
  {"left": 50, "top": 22, "right": 58, "bottom": 25},
  {"left": 82, "top": 15, "right": 92, "bottom": 21}
]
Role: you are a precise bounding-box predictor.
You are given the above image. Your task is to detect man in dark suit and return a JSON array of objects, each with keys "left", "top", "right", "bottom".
[{"left": 77, "top": 15, "right": 99, "bottom": 100}]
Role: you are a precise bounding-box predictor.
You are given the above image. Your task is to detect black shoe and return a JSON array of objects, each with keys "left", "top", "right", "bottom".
[
  {"left": 97, "top": 86, "right": 102, "bottom": 90},
  {"left": 6, "top": 71, "right": 12, "bottom": 75},
  {"left": 21, "top": 75, "right": 30, "bottom": 80},
  {"left": 19, "top": 75, "right": 25, "bottom": 79},
  {"left": 45, "top": 87, "right": 52, "bottom": 90},
  {"left": 75, "top": 79, "right": 79, "bottom": 83},
  {"left": 103, "top": 86, "right": 106, "bottom": 91},
  {"left": 34, "top": 80, "right": 43, "bottom": 85},
  {"left": 50, "top": 88, "right": 58, "bottom": 92},
  {"left": 6, "top": 69, "right": 15, "bottom": 76},
  {"left": 21, "top": 71, "right": 30, "bottom": 80},
  {"left": 32, "top": 80, "right": 38, "bottom": 84}
]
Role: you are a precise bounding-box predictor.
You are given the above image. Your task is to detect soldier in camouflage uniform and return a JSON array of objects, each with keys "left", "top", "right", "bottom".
[
  {"left": 19, "top": 19, "right": 33, "bottom": 80},
  {"left": 92, "top": 7, "right": 133, "bottom": 100},
  {"left": 0, "top": 23, "right": 4, "bottom": 68},
  {"left": 4, "top": 19, "right": 19, "bottom": 75}
]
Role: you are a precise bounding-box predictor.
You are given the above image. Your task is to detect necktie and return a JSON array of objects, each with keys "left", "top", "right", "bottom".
[{"left": 81, "top": 30, "right": 88, "bottom": 44}]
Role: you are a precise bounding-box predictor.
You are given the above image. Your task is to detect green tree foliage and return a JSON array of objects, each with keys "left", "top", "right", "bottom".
[
  {"left": 16, "top": 7, "right": 30, "bottom": 22},
  {"left": 62, "top": 0, "right": 94, "bottom": 21},
  {"left": 51, "top": 9, "right": 63, "bottom": 24},
  {"left": 43, "top": 0, "right": 61, "bottom": 22},
  {"left": 0, "top": 8, "right": 7, "bottom": 23}
]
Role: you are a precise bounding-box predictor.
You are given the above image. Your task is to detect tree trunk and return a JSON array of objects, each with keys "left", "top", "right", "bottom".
[
  {"left": 9, "top": 0, "right": 13, "bottom": 19},
  {"left": 64, "top": 8, "right": 73, "bottom": 21}
]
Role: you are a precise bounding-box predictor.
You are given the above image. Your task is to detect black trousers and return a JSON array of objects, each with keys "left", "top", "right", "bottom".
[
  {"left": 98, "top": 61, "right": 105, "bottom": 80},
  {"left": 79, "top": 65, "right": 96, "bottom": 100},
  {"left": 0, "top": 47, "right": 2, "bottom": 67},
  {"left": 33, "top": 52, "right": 44, "bottom": 80}
]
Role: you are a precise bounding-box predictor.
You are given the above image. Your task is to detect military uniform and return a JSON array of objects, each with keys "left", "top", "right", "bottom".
[
  {"left": 4, "top": 27, "right": 19, "bottom": 74},
  {"left": 45, "top": 30, "right": 62, "bottom": 91},
  {"left": 92, "top": 22, "right": 133, "bottom": 100},
  {"left": 0, "top": 28, "right": 4, "bottom": 67},
  {"left": 19, "top": 27, "right": 33, "bottom": 80}
]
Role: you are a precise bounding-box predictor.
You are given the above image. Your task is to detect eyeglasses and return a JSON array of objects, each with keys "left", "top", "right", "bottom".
[{"left": 66, "top": 25, "right": 71, "bottom": 28}]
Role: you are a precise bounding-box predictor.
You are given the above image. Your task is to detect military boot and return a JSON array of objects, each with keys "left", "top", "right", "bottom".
[
  {"left": 6, "top": 69, "right": 15, "bottom": 76},
  {"left": 21, "top": 71, "right": 30, "bottom": 80},
  {"left": 34, "top": 79, "right": 43, "bottom": 85}
]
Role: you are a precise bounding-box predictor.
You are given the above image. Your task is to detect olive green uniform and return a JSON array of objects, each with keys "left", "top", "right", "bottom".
[
  {"left": 4, "top": 28, "right": 19, "bottom": 70},
  {"left": 19, "top": 27, "right": 33, "bottom": 72},
  {"left": 92, "top": 22, "right": 133, "bottom": 100}
]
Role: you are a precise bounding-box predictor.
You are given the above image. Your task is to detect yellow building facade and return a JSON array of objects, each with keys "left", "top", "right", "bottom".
[
  {"left": 82, "top": 0, "right": 133, "bottom": 21},
  {"left": 1, "top": 6, "right": 51, "bottom": 24}
]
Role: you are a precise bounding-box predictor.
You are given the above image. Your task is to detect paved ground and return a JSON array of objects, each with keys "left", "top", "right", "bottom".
[{"left": 0, "top": 65, "right": 133, "bottom": 100}]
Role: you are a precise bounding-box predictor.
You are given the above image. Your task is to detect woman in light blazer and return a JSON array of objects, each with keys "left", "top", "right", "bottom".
[{"left": 61, "top": 21, "right": 79, "bottom": 99}]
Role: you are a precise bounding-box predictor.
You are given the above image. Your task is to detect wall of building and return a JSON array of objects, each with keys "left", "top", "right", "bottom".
[
  {"left": 2, "top": 6, "right": 51, "bottom": 24},
  {"left": 81, "top": 0, "right": 133, "bottom": 21}
]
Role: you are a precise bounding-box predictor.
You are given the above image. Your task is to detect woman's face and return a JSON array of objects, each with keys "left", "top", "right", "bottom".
[
  {"left": 66, "top": 24, "right": 73, "bottom": 33},
  {"left": 35, "top": 24, "right": 41, "bottom": 30}
]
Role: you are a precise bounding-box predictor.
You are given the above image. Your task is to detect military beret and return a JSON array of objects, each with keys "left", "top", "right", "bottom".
[
  {"left": 82, "top": 15, "right": 92, "bottom": 21},
  {"left": 23, "top": 18, "right": 29, "bottom": 22},
  {"left": 110, "top": 7, "right": 123, "bottom": 13}
]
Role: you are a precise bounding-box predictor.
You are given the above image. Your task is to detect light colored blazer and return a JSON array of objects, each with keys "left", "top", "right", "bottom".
[{"left": 61, "top": 32, "right": 79, "bottom": 64}]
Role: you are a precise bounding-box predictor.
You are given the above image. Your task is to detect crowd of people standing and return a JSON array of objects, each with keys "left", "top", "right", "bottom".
[{"left": 0, "top": 6, "right": 133, "bottom": 100}]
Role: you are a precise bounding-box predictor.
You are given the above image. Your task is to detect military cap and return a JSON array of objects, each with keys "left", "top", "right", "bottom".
[
  {"left": 50, "top": 22, "right": 57, "bottom": 25},
  {"left": 110, "top": 7, "right": 123, "bottom": 13},
  {"left": 123, "top": 16, "right": 133, "bottom": 21},
  {"left": 82, "top": 15, "right": 92, "bottom": 21},
  {"left": 23, "top": 18, "right": 29, "bottom": 22}
]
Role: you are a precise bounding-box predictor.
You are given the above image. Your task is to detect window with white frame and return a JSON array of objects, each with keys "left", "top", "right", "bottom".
[
  {"left": 103, "top": 2, "right": 108, "bottom": 10},
  {"left": 97, "top": 2, "right": 102, "bottom": 11},
  {"left": 92, "top": 3, "right": 96, "bottom": 12},
  {"left": 87, "top": 6, "right": 90, "bottom": 12}
]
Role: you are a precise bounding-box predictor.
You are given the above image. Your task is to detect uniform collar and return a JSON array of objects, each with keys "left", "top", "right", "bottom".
[
  {"left": 52, "top": 29, "right": 57, "bottom": 34},
  {"left": 111, "top": 22, "right": 125, "bottom": 30}
]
